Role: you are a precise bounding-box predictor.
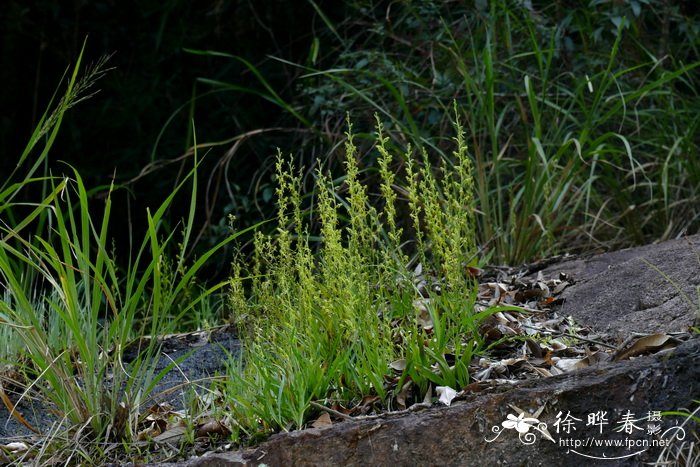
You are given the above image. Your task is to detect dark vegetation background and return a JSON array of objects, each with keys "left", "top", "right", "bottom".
[
  {"left": 2, "top": 0, "right": 699, "bottom": 279},
  {"left": 1, "top": 0, "right": 346, "bottom": 278}
]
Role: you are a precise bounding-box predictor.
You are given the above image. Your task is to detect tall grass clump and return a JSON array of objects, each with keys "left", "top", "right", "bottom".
[
  {"left": 0, "top": 158, "right": 257, "bottom": 450},
  {"left": 183, "top": 0, "right": 700, "bottom": 265},
  {"left": 286, "top": 0, "right": 700, "bottom": 264},
  {"left": 222, "top": 112, "right": 496, "bottom": 439},
  {"left": 0, "top": 45, "right": 261, "bottom": 461}
]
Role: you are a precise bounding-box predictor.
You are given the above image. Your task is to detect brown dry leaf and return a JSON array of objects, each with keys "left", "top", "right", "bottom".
[
  {"left": 479, "top": 323, "right": 503, "bottom": 342},
  {"left": 525, "top": 339, "right": 543, "bottom": 358},
  {"left": 153, "top": 425, "right": 187, "bottom": 444},
  {"left": 331, "top": 402, "right": 352, "bottom": 415},
  {"left": 196, "top": 419, "right": 231, "bottom": 439},
  {"left": 479, "top": 314, "right": 516, "bottom": 342},
  {"left": 583, "top": 351, "right": 610, "bottom": 365},
  {"left": 492, "top": 282, "right": 508, "bottom": 304},
  {"left": 311, "top": 412, "right": 332, "bottom": 429},
  {"left": 549, "top": 340, "right": 568, "bottom": 352},
  {"left": 614, "top": 334, "right": 677, "bottom": 361},
  {"left": 516, "top": 288, "right": 544, "bottom": 302},
  {"left": 383, "top": 373, "right": 400, "bottom": 391},
  {"left": 145, "top": 402, "right": 175, "bottom": 415},
  {"left": 466, "top": 266, "right": 483, "bottom": 278},
  {"left": 137, "top": 421, "right": 162, "bottom": 441},
  {"left": 541, "top": 296, "right": 557, "bottom": 306},
  {"left": 396, "top": 380, "right": 412, "bottom": 410},
  {"left": 500, "top": 311, "right": 521, "bottom": 323},
  {"left": 543, "top": 350, "right": 554, "bottom": 367},
  {"left": 137, "top": 403, "right": 176, "bottom": 439},
  {"left": 477, "top": 283, "right": 493, "bottom": 300},
  {"left": 355, "top": 395, "right": 381, "bottom": 415},
  {"left": 463, "top": 381, "right": 487, "bottom": 393}
]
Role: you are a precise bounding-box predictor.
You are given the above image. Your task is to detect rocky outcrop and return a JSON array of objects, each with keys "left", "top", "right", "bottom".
[
  {"left": 173, "top": 234, "right": 700, "bottom": 467},
  {"left": 184, "top": 338, "right": 699, "bottom": 467},
  {"left": 535, "top": 234, "right": 699, "bottom": 336}
]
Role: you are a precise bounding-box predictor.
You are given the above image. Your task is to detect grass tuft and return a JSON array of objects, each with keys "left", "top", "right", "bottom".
[{"left": 221, "top": 112, "right": 489, "bottom": 440}]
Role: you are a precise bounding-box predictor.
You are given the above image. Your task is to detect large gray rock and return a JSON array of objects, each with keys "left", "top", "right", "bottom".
[
  {"left": 534, "top": 234, "right": 700, "bottom": 336},
  {"left": 171, "top": 235, "right": 700, "bottom": 467},
  {"left": 178, "top": 338, "right": 699, "bottom": 467}
]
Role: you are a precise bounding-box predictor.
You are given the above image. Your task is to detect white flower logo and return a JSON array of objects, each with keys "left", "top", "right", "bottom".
[
  {"left": 502, "top": 412, "right": 540, "bottom": 433},
  {"left": 485, "top": 412, "right": 555, "bottom": 445}
]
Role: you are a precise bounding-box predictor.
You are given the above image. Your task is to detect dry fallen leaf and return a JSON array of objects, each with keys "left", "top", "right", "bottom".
[
  {"left": 355, "top": 395, "right": 381, "bottom": 415},
  {"left": 396, "top": 380, "right": 412, "bottom": 410},
  {"left": 196, "top": 419, "right": 231, "bottom": 439},
  {"left": 389, "top": 359, "right": 407, "bottom": 372},
  {"left": 311, "top": 412, "right": 332, "bottom": 428},
  {"left": 137, "top": 421, "right": 162, "bottom": 441},
  {"left": 531, "top": 366, "right": 553, "bottom": 377},
  {"left": 525, "top": 339, "right": 543, "bottom": 358},
  {"left": 552, "top": 281, "right": 570, "bottom": 294},
  {"left": 466, "top": 266, "right": 483, "bottom": 278},
  {"left": 436, "top": 386, "right": 458, "bottom": 406},
  {"left": 413, "top": 299, "right": 434, "bottom": 329},
  {"left": 152, "top": 425, "right": 187, "bottom": 444},
  {"left": 550, "top": 352, "right": 606, "bottom": 374},
  {"left": 614, "top": 334, "right": 678, "bottom": 361},
  {"left": 0, "top": 442, "right": 28, "bottom": 454},
  {"left": 550, "top": 357, "right": 589, "bottom": 374}
]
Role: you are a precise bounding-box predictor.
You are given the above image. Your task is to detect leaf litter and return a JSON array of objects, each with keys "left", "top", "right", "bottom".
[
  {"left": 0, "top": 258, "right": 694, "bottom": 462},
  {"left": 102, "top": 265, "right": 682, "bottom": 444},
  {"left": 314, "top": 260, "right": 692, "bottom": 425}
]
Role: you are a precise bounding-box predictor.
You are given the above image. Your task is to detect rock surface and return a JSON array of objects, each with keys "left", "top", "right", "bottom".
[
  {"left": 165, "top": 234, "right": 700, "bottom": 467},
  {"left": 534, "top": 233, "right": 699, "bottom": 336},
  {"left": 176, "top": 338, "right": 699, "bottom": 467}
]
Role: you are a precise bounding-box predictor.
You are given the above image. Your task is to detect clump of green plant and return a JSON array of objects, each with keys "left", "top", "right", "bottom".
[
  {"left": 0, "top": 45, "right": 262, "bottom": 463},
  {"left": 289, "top": 0, "right": 700, "bottom": 264},
  {"left": 221, "top": 111, "right": 497, "bottom": 440},
  {"left": 0, "top": 159, "right": 251, "bottom": 451}
]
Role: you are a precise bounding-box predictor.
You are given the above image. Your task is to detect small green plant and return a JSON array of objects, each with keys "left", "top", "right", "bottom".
[{"left": 221, "top": 111, "right": 497, "bottom": 440}]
